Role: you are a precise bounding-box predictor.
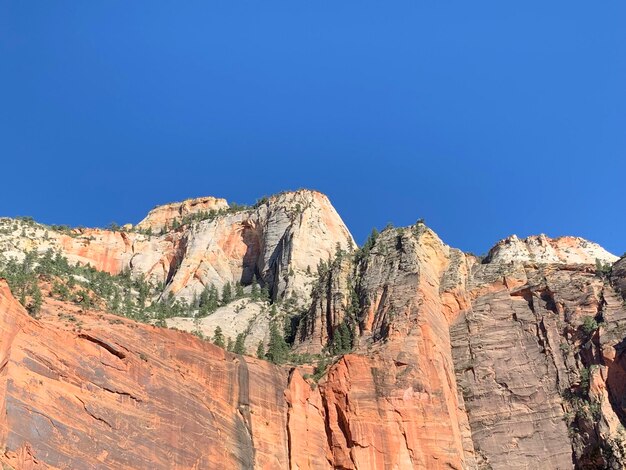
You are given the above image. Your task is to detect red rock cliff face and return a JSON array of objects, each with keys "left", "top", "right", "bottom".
[
  {"left": 295, "top": 225, "right": 626, "bottom": 469},
  {"left": 296, "top": 225, "right": 478, "bottom": 469},
  {"left": 0, "top": 280, "right": 298, "bottom": 469},
  {"left": 1, "top": 196, "right": 625, "bottom": 469},
  {"left": 0, "top": 221, "right": 480, "bottom": 470},
  {"left": 5, "top": 276, "right": 468, "bottom": 470}
]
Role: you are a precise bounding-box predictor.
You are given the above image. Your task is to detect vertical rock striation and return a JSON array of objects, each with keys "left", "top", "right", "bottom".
[
  {"left": 297, "top": 224, "right": 478, "bottom": 469},
  {"left": 1, "top": 192, "right": 625, "bottom": 469},
  {"left": 0, "top": 190, "right": 355, "bottom": 305}
]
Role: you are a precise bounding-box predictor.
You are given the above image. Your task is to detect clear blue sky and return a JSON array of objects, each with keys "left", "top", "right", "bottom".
[{"left": 1, "top": 2, "right": 624, "bottom": 256}]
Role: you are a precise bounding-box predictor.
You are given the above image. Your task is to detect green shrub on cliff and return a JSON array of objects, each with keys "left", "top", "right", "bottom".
[{"left": 581, "top": 316, "right": 599, "bottom": 336}]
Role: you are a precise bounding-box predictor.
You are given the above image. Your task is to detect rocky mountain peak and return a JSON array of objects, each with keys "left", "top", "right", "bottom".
[
  {"left": 0, "top": 190, "right": 355, "bottom": 305},
  {"left": 483, "top": 233, "right": 618, "bottom": 265}
]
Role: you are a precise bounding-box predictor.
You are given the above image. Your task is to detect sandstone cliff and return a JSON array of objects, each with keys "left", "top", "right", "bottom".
[
  {"left": 136, "top": 196, "right": 230, "bottom": 232},
  {"left": 295, "top": 224, "right": 626, "bottom": 469},
  {"left": 0, "top": 190, "right": 354, "bottom": 305},
  {"left": 0, "top": 280, "right": 293, "bottom": 469},
  {"left": 483, "top": 234, "right": 617, "bottom": 265},
  {"left": 1, "top": 191, "right": 625, "bottom": 469}
]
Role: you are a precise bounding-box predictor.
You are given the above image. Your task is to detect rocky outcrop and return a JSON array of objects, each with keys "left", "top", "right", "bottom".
[
  {"left": 166, "top": 299, "right": 271, "bottom": 355},
  {"left": 296, "top": 224, "right": 478, "bottom": 468},
  {"left": 450, "top": 251, "right": 626, "bottom": 469},
  {"left": 1, "top": 192, "right": 625, "bottom": 469},
  {"left": 611, "top": 255, "right": 626, "bottom": 299},
  {"left": 295, "top": 254, "right": 354, "bottom": 354},
  {"left": 285, "top": 369, "right": 332, "bottom": 469},
  {"left": 0, "top": 190, "right": 355, "bottom": 305},
  {"left": 155, "top": 190, "right": 355, "bottom": 303},
  {"left": 452, "top": 263, "right": 576, "bottom": 469},
  {"left": 136, "top": 196, "right": 230, "bottom": 232},
  {"left": 297, "top": 226, "right": 626, "bottom": 469},
  {"left": 484, "top": 234, "right": 617, "bottom": 265}
]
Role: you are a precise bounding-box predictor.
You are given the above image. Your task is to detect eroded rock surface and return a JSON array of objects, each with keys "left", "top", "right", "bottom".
[
  {"left": 297, "top": 225, "right": 626, "bottom": 469},
  {"left": 297, "top": 225, "right": 478, "bottom": 469},
  {"left": 1, "top": 192, "right": 625, "bottom": 469},
  {"left": 484, "top": 234, "right": 617, "bottom": 265},
  {"left": 0, "top": 280, "right": 293, "bottom": 469},
  {"left": 0, "top": 190, "right": 354, "bottom": 305},
  {"left": 136, "top": 196, "right": 230, "bottom": 232}
]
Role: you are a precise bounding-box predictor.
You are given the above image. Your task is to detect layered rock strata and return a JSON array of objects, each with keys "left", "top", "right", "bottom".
[
  {"left": 0, "top": 190, "right": 355, "bottom": 304},
  {"left": 1, "top": 191, "right": 625, "bottom": 469}
]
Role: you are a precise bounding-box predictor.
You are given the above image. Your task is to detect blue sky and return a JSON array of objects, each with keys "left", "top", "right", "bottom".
[{"left": 1, "top": 2, "right": 624, "bottom": 255}]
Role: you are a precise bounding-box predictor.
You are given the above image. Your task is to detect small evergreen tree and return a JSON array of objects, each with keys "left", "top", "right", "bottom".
[
  {"left": 233, "top": 333, "right": 246, "bottom": 355},
  {"left": 250, "top": 275, "right": 260, "bottom": 300},
  {"left": 581, "top": 316, "right": 599, "bottom": 335},
  {"left": 235, "top": 282, "right": 244, "bottom": 299},
  {"left": 260, "top": 284, "right": 271, "bottom": 302},
  {"left": 329, "top": 321, "right": 354, "bottom": 355},
  {"left": 199, "top": 283, "right": 220, "bottom": 316},
  {"left": 52, "top": 281, "right": 70, "bottom": 301},
  {"left": 356, "top": 227, "right": 379, "bottom": 262},
  {"left": 595, "top": 258, "right": 612, "bottom": 278},
  {"left": 221, "top": 282, "right": 232, "bottom": 305},
  {"left": 136, "top": 278, "right": 148, "bottom": 312},
  {"left": 124, "top": 288, "right": 133, "bottom": 315},
  {"left": 78, "top": 289, "right": 93, "bottom": 309},
  {"left": 27, "top": 283, "right": 43, "bottom": 317},
  {"left": 199, "top": 285, "right": 209, "bottom": 309},
  {"left": 269, "top": 304, "right": 278, "bottom": 317},
  {"left": 208, "top": 284, "right": 219, "bottom": 311},
  {"left": 256, "top": 341, "right": 265, "bottom": 359},
  {"left": 266, "top": 321, "right": 289, "bottom": 364},
  {"left": 213, "top": 326, "right": 225, "bottom": 348}
]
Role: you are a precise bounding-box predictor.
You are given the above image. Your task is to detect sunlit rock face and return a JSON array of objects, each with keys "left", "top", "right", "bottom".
[
  {"left": 1, "top": 191, "right": 625, "bottom": 469},
  {"left": 483, "top": 233, "right": 617, "bottom": 265},
  {"left": 135, "top": 196, "right": 230, "bottom": 233},
  {"left": 0, "top": 190, "right": 355, "bottom": 305}
]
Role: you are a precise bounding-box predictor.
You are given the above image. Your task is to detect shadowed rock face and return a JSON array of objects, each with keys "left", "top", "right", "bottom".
[
  {"left": 452, "top": 265, "right": 582, "bottom": 469},
  {"left": 611, "top": 256, "right": 626, "bottom": 300},
  {"left": 1, "top": 193, "right": 625, "bottom": 469},
  {"left": 454, "top": 259, "right": 626, "bottom": 469}
]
